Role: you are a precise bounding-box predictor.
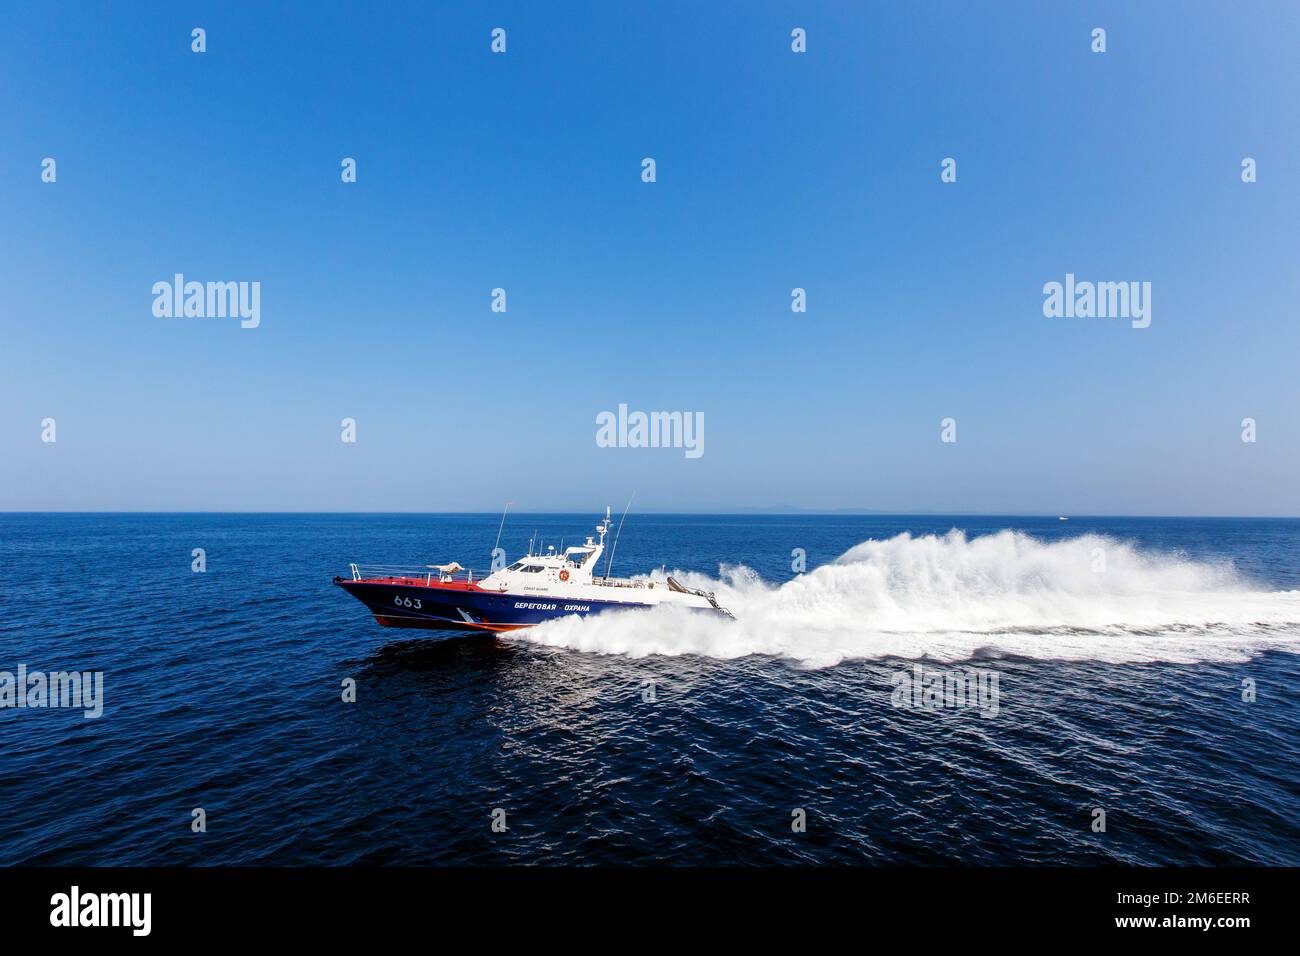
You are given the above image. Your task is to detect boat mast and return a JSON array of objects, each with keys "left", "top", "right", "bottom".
[
  {"left": 492, "top": 502, "right": 512, "bottom": 566},
  {"left": 602, "top": 493, "right": 635, "bottom": 582}
]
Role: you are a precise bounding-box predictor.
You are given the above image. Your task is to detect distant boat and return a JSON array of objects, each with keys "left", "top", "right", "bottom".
[
  {"left": 334, "top": 507, "right": 733, "bottom": 632},
  {"left": 1059, "top": 516, "right": 1069, "bottom": 521}
]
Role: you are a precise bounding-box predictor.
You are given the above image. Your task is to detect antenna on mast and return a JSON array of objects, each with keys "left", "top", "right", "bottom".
[
  {"left": 603, "top": 493, "right": 635, "bottom": 582},
  {"left": 493, "top": 502, "right": 512, "bottom": 564}
]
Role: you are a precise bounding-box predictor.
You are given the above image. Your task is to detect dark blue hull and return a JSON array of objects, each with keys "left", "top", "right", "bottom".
[{"left": 333, "top": 577, "right": 685, "bottom": 632}]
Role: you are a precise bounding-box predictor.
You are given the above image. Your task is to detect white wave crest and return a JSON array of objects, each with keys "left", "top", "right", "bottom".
[{"left": 521, "top": 530, "right": 1300, "bottom": 667}]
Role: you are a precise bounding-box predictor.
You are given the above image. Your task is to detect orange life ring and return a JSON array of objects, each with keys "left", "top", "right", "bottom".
[{"left": 559, "top": 569, "right": 570, "bottom": 581}]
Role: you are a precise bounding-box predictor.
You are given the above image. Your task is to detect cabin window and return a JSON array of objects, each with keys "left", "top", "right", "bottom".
[
  {"left": 506, "top": 562, "right": 525, "bottom": 571},
  {"left": 568, "top": 551, "right": 590, "bottom": 567},
  {"left": 521, "top": 565, "right": 545, "bottom": 573}
]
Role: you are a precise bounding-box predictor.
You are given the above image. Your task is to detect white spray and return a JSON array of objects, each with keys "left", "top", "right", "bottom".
[{"left": 523, "top": 530, "right": 1300, "bottom": 668}]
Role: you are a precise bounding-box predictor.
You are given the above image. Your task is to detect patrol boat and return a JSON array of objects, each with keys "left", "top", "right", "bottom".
[{"left": 334, "top": 509, "right": 732, "bottom": 632}]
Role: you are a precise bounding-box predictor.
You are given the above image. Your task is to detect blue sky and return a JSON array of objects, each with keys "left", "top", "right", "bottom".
[{"left": 2, "top": 1, "right": 1297, "bottom": 514}]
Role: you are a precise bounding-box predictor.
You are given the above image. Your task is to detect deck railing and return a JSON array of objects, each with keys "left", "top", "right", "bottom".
[
  {"left": 346, "top": 563, "right": 707, "bottom": 597},
  {"left": 348, "top": 564, "right": 495, "bottom": 585},
  {"left": 593, "top": 576, "right": 652, "bottom": 589}
]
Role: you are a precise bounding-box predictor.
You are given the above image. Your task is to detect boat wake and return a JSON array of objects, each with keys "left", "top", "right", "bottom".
[{"left": 522, "top": 530, "right": 1300, "bottom": 667}]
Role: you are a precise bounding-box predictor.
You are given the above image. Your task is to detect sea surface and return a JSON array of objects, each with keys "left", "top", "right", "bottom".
[{"left": 1, "top": 513, "right": 1298, "bottom": 865}]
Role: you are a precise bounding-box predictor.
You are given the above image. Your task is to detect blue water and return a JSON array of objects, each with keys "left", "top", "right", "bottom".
[{"left": 1, "top": 513, "right": 1298, "bottom": 865}]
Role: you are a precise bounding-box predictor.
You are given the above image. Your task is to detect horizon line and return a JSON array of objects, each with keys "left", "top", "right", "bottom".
[{"left": 2, "top": 510, "right": 1298, "bottom": 520}]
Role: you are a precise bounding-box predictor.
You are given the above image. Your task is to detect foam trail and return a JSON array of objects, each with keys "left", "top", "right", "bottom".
[{"left": 522, "top": 530, "right": 1300, "bottom": 667}]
